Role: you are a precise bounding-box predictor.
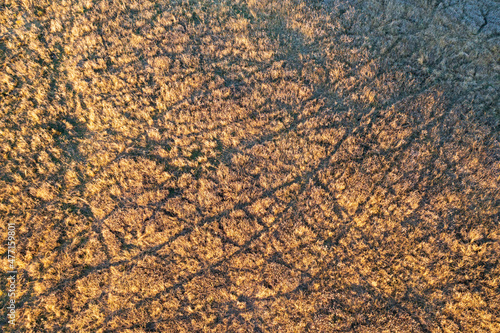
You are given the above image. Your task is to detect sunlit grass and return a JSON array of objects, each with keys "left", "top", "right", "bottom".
[{"left": 1, "top": 0, "right": 499, "bottom": 331}]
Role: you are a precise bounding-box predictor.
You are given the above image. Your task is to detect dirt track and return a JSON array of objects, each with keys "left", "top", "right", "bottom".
[{"left": 1, "top": 0, "right": 499, "bottom": 331}]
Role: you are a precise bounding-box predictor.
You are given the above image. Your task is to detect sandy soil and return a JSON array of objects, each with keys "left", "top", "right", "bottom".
[{"left": 1, "top": 0, "right": 499, "bottom": 331}]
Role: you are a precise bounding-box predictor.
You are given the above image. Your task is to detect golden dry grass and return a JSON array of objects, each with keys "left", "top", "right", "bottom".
[{"left": 1, "top": 0, "right": 499, "bottom": 331}]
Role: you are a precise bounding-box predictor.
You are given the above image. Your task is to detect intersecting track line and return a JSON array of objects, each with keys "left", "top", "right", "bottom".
[
  {"left": 23, "top": 76, "right": 428, "bottom": 328},
  {"left": 112, "top": 87, "right": 444, "bottom": 332},
  {"left": 116, "top": 86, "right": 450, "bottom": 332},
  {"left": 98, "top": 86, "right": 442, "bottom": 330},
  {"left": 19, "top": 86, "right": 344, "bottom": 315},
  {"left": 97, "top": 132, "right": 350, "bottom": 330},
  {"left": 230, "top": 91, "right": 450, "bottom": 332},
  {"left": 23, "top": 78, "right": 437, "bottom": 332}
]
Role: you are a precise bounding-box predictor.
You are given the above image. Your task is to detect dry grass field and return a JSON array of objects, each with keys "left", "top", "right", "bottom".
[{"left": 1, "top": 0, "right": 499, "bottom": 331}]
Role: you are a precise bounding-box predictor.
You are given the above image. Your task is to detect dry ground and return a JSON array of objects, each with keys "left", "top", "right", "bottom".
[{"left": 1, "top": 0, "right": 499, "bottom": 331}]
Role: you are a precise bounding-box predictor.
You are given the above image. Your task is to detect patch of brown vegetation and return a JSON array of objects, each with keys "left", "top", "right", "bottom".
[{"left": 1, "top": 0, "right": 499, "bottom": 331}]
